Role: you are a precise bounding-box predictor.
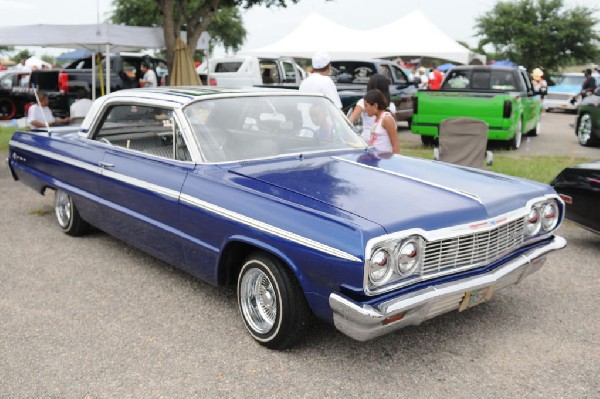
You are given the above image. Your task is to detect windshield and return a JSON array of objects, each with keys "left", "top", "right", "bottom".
[
  {"left": 184, "top": 95, "right": 366, "bottom": 163},
  {"left": 555, "top": 75, "right": 584, "bottom": 86}
]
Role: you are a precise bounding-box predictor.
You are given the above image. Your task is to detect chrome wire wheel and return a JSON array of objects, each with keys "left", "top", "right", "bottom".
[
  {"left": 239, "top": 267, "right": 277, "bottom": 334},
  {"left": 54, "top": 189, "right": 72, "bottom": 229},
  {"left": 578, "top": 114, "right": 592, "bottom": 145}
]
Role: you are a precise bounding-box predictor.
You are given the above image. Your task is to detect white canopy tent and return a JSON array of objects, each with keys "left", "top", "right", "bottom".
[
  {"left": 0, "top": 23, "right": 209, "bottom": 97},
  {"left": 241, "top": 10, "right": 484, "bottom": 65}
]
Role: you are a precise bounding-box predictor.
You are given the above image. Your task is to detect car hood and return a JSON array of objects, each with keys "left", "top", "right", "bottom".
[{"left": 223, "top": 152, "right": 552, "bottom": 233}]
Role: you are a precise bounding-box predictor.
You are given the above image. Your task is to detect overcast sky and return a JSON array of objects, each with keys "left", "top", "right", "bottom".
[{"left": 1, "top": 0, "right": 598, "bottom": 56}]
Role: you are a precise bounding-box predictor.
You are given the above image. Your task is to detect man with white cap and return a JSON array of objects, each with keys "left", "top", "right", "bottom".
[{"left": 299, "top": 51, "right": 342, "bottom": 108}]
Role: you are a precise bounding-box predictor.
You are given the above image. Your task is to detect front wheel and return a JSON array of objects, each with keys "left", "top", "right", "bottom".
[
  {"left": 237, "top": 251, "right": 310, "bottom": 350},
  {"left": 54, "top": 189, "right": 89, "bottom": 236},
  {"left": 577, "top": 113, "right": 597, "bottom": 146},
  {"left": 528, "top": 120, "right": 541, "bottom": 137},
  {"left": 508, "top": 119, "right": 522, "bottom": 150}
]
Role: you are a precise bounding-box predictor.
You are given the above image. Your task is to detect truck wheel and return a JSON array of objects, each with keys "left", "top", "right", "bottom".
[
  {"left": 237, "top": 251, "right": 310, "bottom": 350},
  {"left": 54, "top": 189, "right": 90, "bottom": 236},
  {"left": 528, "top": 120, "right": 541, "bottom": 137},
  {"left": 0, "top": 97, "right": 16, "bottom": 120},
  {"left": 421, "top": 135, "right": 435, "bottom": 146},
  {"left": 509, "top": 120, "right": 523, "bottom": 150},
  {"left": 577, "top": 113, "right": 597, "bottom": 147}
]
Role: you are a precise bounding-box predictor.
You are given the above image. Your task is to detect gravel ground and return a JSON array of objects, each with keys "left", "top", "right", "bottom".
[{"left": 1, "top": 111, "right": 599, "bottom": 398}]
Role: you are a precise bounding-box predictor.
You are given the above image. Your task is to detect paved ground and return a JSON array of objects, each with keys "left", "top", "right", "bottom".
[{"left": 1, "top": 112, "right": 599, "bottom": 398}]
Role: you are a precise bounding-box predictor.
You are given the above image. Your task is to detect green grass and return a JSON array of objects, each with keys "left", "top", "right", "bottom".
[
  {"left": 2, "top": 126, "right": 591, "bottom": 185},
  {"left": 401, "top": 146, "right": 592, "bottom": 184},
  {"left": 0, "top": 126, "right": 18, "bottom": 153}
]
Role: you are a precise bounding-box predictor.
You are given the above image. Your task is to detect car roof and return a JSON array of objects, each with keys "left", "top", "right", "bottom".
[{"left": 102, "top": 86, "right": 317, "bottom": 107}]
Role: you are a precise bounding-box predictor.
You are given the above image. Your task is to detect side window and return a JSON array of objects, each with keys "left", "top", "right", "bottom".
[
  {"left": 259, "top": 61, "right": 280, "bottom": 84},
  {"left": 94, "top": 104, "right": 191, "bottom": 161},
  {"left": 281, "top": 61, "right": 296, "bottom": 83},
  {"left": 390, "top": 65, "right": 408, "bottom": 85},
  {"left": 379, "top": 65, "right": 393, "bottom": 82}
]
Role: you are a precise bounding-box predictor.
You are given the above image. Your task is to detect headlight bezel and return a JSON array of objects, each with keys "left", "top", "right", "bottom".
[
  {"left": 524, "top": 198, "right": 562, "bottom": 239},
  {"left": 366, "top": 235, "right": 424, "bottom": 291}
]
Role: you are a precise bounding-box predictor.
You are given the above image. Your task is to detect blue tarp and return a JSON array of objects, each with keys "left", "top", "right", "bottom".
[
  {"left": 56, "top": 49, "right": 93, "bottom": 62},
  {"left": 491, "top": 59, "right": 517, "bottom": 67},
  {"left": 437, "top": 63, "right": 455, "bottom": 72}
]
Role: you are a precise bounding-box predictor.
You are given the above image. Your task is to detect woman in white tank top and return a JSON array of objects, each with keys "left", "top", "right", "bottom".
[
  {"left": 362, "top": 89, "right": 399, "bottom": 154},
  {"left": 348, "top": 74, "right": 396, "bottom": 136}
]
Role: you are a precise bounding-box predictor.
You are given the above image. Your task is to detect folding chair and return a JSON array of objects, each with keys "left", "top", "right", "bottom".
[{"left": 434, "top": 117, "right": 493, "bottom": 168}]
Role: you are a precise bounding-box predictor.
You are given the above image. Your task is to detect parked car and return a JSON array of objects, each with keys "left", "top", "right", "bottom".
[
  {"left": 411, "top": 66, "right": 545, "bottom": 149},
  {"left": 29, "top": 53, "right": 167, "bottom": 117},
  {"left": 8, "top": 87, "right": 566, "bottom": 349},
  {"left": 0, "top": 70, "right": 35, "bottom": 120},
  {"left": 574, "top": 87, "right": 600, "bottom": 146},
  {"left": 551, "top": 160, "right": 600, "bottom": 234},
  {"left": 544, "top": 72, "right": 600, "bottom": 112},
  {"left": 197, "top": 55, "right": 306, "bottom": 87},
  {"left": 330, "top": 58, "right": 416, "bottom": 124}
]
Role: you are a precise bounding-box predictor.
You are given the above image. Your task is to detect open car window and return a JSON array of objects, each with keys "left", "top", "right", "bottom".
[
  {"left": 184, "top": 95, "right": 367, "bottom": 163},
  {"left": 93, "top": 104, "right": 191, "bottom": 161}
]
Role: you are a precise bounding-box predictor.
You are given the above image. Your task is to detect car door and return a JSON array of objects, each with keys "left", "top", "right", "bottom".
[
  {"left": 91, "top": 103, "right": 194, "bottom": 266},
  {"left": 389, "top": 63, "right": 415, "bottom": 121},
  {"left": 519, "top": 70, "right": 540, "bottom": 132}
]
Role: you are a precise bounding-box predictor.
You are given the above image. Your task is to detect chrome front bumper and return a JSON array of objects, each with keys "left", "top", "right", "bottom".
[{"left": 329, "top": 235, "right": 566, "bottom": 342}]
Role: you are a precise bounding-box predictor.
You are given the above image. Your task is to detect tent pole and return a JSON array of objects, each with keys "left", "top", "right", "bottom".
[
  {"left": 91, "top": 52, "right": 96, "bottom": 100},
  {"left": 106, "top": 44, "right": 111, "bottom": 94}
]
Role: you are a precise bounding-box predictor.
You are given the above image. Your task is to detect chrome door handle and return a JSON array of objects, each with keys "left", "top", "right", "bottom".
[{"left": 99, "top": 162, "right": 114, "bottom": 168}]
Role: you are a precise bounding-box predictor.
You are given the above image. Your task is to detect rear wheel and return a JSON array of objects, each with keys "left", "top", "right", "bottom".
[
  {"left": 577, "top": 113, "right": 597, "bottom": 146},
  {"left": 0, "top": 97, "right": 16, "bottom": 120},
  {"left": 54, "top": 189, "right": 89, "bottom": 236},
  {"left": 237, "top": 251, "right": 310, "bottom": 350},
  {"left": 420, "top": 135, "right": 435, "bottom": 146}
]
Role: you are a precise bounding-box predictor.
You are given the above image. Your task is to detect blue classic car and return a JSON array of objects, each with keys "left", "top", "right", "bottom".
[{"left": 7, "top": 87, "right": 566, "bottom": 349}]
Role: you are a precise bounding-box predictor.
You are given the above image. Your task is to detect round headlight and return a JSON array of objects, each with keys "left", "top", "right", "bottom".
[
  {"left": 396, "top": 239, "right": 420, "bottom": 275},
  {"left": 368, "top": 248, "right": 392, "bottom": 286},
  {"left": 525, "top": 207, "right": 541, "bottom": 236},
  {"left": 541, "top": 201, "right": 559, "bottom": 231}
]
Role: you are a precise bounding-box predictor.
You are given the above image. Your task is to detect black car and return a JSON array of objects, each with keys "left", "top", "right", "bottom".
[
  {"left": 551, "top": 160, "right": 600, "bottom": 234},
  {"left": 575, "top": 87, "right": 600, "bottom": 147},
  {"left": 330, "top": 59, "right": 417, "bottom": 124}
]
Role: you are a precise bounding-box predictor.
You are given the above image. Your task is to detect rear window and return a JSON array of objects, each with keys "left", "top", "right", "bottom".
[
  {"left": 214, "top": 62, "right": 243, "bottom": 73},
  {"left": 330, "top": 62, "right": 376, "bottom": 84},
  {"left": 443, "top": 69, "right": 520, "bottom": 91}
]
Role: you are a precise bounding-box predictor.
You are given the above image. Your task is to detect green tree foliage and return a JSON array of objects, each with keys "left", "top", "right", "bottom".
[
  {"left": 10, "top": 49, "right": 33, "bottom": 63},
  {"left": 111, "top": 0, "right": 299, "bottom": 75},
  {"left": 475, "top": 0, "right": 599, "bottom": 72}
]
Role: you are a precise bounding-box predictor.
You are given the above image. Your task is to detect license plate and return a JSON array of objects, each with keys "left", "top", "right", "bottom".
[{"left": 459, "top": 286, "right": 495, "bottom": 312}]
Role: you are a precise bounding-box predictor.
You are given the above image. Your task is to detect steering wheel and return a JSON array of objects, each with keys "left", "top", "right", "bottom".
[{"left": 97, "top": 137, "right": 111, "bottom": 145}]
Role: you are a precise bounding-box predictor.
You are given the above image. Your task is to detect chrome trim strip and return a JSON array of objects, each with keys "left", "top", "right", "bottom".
[
  {"left": 180, "top": 194, "right": 361, "bottom": 262},
  {"left": 333, "top": 156, "right": 482, "bottom": 204},
  {"left": 10, "top": 139, "right": 359, "bottom": 262},
  {"left": 329, "top": 235, "right": 566, "bottom": 342}
]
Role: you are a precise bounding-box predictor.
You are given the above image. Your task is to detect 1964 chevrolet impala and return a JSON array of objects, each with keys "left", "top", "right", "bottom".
[{"left": 7, "top": 87, "right": 566, "bottom": 349}]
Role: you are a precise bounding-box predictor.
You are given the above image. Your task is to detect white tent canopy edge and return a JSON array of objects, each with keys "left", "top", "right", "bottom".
[{"left": 241, "top": 10, "right": 485, "bottom": 65}]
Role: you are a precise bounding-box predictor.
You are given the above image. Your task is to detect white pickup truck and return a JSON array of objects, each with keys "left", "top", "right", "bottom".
[{"left": 197, "top": 55, "right": 306, "bottom": 87}]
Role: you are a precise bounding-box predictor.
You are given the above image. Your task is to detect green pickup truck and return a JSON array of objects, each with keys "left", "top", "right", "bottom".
[{"left": 410, "top": 66, "right": 544, "bottom": 149}]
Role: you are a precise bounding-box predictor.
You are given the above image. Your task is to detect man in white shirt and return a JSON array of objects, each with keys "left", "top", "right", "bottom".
[
  {"left": 299, "top": 51, "right": 342, "bottom": 108},
  {"left": 69, "top": 89, "right": 93, "bottom": 122},
  {"left": 27, "top": 92, "right": 69, "bottom": 129},
  {"left": 139, "top": 62, "right": 158, "bottom": 88}
]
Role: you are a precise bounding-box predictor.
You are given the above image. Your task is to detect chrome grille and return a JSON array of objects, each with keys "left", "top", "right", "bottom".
[{"left": 422, "top": 218, "right": 526, "bottom": 275}]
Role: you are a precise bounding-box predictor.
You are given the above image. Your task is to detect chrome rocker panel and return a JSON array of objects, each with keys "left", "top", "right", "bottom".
[{"left": 329, "top": 235, "right": 567, "bottom": 342}]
